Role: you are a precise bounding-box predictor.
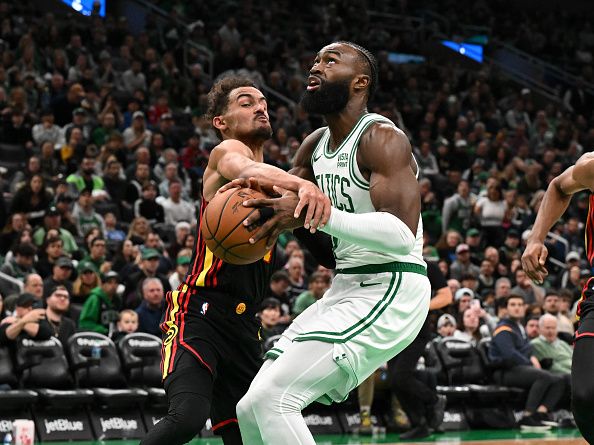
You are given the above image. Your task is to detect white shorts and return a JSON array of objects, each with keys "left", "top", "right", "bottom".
[{"left": 266, "top": 262, "right": 431, "bottom": 404}]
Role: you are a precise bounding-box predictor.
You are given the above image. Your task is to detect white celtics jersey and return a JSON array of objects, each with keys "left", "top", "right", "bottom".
[{"left": 312, "top": 113, "right": 425, "bottom": 269}]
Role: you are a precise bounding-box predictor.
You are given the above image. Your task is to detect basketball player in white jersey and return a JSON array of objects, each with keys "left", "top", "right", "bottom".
[{"left": 226, "top": 41, "right": 431, "bottom": 445}]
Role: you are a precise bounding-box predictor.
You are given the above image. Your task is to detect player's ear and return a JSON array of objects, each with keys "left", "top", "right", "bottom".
[
  {"left": 353, "top": 74, "right": 370, "bottom": 94},
  {"left": 212, "top": 115, "right": 227, "bottom": 132}
]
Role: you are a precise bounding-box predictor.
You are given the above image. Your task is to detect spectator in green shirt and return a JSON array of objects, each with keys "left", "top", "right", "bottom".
[
  {"left": 531, "top": 313, "right": 572, "bottom": 375},
  {"left": 291, "top": 271, "right": 331, "bottom": 316}
]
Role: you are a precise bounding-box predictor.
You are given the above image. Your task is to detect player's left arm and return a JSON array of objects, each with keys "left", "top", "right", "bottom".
[{"left": 319, "top": 123, "right": 420, "bottom": 254}]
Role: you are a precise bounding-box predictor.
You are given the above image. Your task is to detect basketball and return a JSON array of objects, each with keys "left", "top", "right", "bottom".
[{"left": 200, "top": 187, "right": 270, "bottom": 265}]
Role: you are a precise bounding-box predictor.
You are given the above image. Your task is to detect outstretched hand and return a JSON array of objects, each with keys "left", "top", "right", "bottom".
[
  {"left": 521, "top": 240, "right": 549, "bottom": 284},
  {"left": 242, "top": 186, "right": 305, "bottom": 249}
]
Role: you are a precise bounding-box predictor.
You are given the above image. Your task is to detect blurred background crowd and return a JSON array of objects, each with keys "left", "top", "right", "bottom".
[{"left": 0, "top": 0, "right": 592, "bottom": 434}]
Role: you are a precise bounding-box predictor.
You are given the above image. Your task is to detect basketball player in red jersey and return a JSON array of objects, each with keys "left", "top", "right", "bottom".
[
  {"left": 522, "top": 152, "right": 594, "bottom": 443},
  {"left": 140, "top": 77, "right": 330, "bottom": 445}
]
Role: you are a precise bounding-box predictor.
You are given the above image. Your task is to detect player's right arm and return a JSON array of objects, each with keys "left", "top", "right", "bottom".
[
  {"left": 205, "top": 138, "right": 331, "bottom": 230},
  {"left": 522, "top": 152, "right": 594, "bottom": 283}
]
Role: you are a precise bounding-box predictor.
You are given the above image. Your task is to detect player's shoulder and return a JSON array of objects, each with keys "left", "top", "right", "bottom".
[
  {"left": 359, "top": 116, "right": 411, "bottom": 161},
  {"left": 211, "top": 138, "right": 253, "bottom": 158},
  {"left": 300, "top": 127, "right": 327, "bottom": 151}
]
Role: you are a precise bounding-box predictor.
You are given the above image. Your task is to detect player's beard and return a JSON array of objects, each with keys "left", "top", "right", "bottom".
[{"left": 300, "top": 78, "right": 351, "bottom": 115}]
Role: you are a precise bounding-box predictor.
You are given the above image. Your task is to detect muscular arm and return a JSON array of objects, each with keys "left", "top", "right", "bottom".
[
  {"left": 203, "top": 139, "right": 308, "bottom": 201},
  {"left": 522, "top": 152, "right": 594, "bottom": 283},
  {"left": 320, "top": 124, "right": 420, "bottom": 254}
]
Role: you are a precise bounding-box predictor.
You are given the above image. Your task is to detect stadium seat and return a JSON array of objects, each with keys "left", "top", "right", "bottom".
[
  {"left": 0, "top": 345, "right": 38, "bottom": 412},
  {"left": 117, "top": 333, "right": 162, "bottom": 388},
  {"left": 0, "top": 143, "right": 27, "bottom": 174},
  {"left": 67, "top": 332, "right": 148, "bottom": 440},
  {"left": 435, "top": 337, "right": 486, "bottom": 385}
]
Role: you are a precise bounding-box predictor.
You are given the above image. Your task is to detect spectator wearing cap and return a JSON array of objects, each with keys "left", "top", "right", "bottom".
[
  {"left": 511, "top": 268, "right": 545, "bottom": 306},
  {"left": 0, "top": 242, "right": 37, "bottom": 281},
  {"left": 45, "top": 284, "right": 76, "bottom": 345},
  {"left": 35, "top": 236, "right": 65, "bottom": 278},
  {"left": 454, "top": 287, "right": 475, "bottom": 317},
  {"left": 437, "top": 314, "right": 457, "bottom": 338},
  {"left": 32, "top": 109, "right": 62, "bottom": 146},
  {"left": 62, "top": 107, "right": 91, "bottom": 143},
  {"left": 169, "top": 249, "right": 191, "bottom": 290},
  {"left": 499, "top": 229, "right": 521, "bottom": 266},
  {"left": 134, "top": 181, "right": 164, "bottom": 225},
  {"left": 258, "top": 297, "right": 285, "bottom": 343},
  {"left": 0, "top": 293, "right": 51, "bottom": 347},
  {"left": 123, "top": 110, "right": 151, "bottom": 151},
  {"left": 79, "top": 270, "right": 121, "bottom": 335},
  {"left": 489, "top": 294, "right": 565, "bottom": 428},
  {"left": 135, "top": 277, "right": 164, "bottom": 337},
  {"left": 72, "top": 188, "right": 106, "bottom": 237},
  {"left": 43, "top": 256, "right": 74, "bottom": 299},
  {"left": 292, "top": 272, "right": 331, "bottom": 316},
  {"left": 81, "top": 236, "right": 107, "bottom": 271},
  {"left": 32, "top": 206, "right": 78, "bottom": 254},
  {"left": 558, "top": 251, "right": 581, "bottom": 289},
  {"left": 449, "top": 243, "right": 480, "bottom": 281},
  {"left": 123, "top": 248, "right": 171, "bottom": 309},
  {"left": 167, "top": 221, "right": 191, "bottom": 260},
  {"left": 66, "top": 156, "right": 106, "bottom": 196},
  {"left": 71, "top": 260, "right": 100, "bottom": 305},
  {"left": 161, "top": 179, "right": 196, "bottom": 228},
  {"left": 465, "top": 228, "right": 482, "bottom": 258},
  {"left": 441, "top": 180, "right": 476, "bottom": 236}
]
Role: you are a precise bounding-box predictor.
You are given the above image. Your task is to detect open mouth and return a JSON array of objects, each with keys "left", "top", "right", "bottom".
[{"left": 307, "top": 76, "right": 321, "bottom": 91}]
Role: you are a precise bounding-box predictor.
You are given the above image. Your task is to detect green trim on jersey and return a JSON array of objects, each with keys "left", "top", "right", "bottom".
[
  {"left": 311, "top": 129, "right": 329, "bottom": 166},
  {"left": 264, "top": 347, "right": 284, "bottom": 360},
  {"left": 323, "top": 113, "right": 369, "bottom": 159},
  {"left": 336, "top": 261, "right": 427, "bottom": 276},
  {"left": 293, "top": 272, "right": 402, "bottom": 343},
  {"left": 347, "top": 118, "right": 376, "bottom": 190}
]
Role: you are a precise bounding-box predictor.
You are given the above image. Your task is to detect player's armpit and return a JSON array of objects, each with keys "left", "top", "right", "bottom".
[{"left": 571, "top": 153, "right": 594, "bottom": 193}]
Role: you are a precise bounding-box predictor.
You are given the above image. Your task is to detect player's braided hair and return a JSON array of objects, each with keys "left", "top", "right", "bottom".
[{"left": 335, "top": 41, "right": 378, "bottom": 99}]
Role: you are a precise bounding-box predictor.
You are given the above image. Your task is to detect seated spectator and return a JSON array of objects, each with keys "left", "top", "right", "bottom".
[
  {"left": 123, "top": 248, "right": 171, "bottom": 309},
  {"left": 78, "top": 270, "right": 121, "bottom": 335},
  {"left": 72, "top": 189, "right": 106, "bottom": 236},
  {"left": 1, "top": 242, "right": 37, "bottom": 282},
  {"left": 32, "top": 109, "right": 62, "bottom": 146},
  {"left": 104, "top": 212, "right": 126, "bottom": 242},
  {"left": 437, "top": 313, "right": 457, "bottom": 338},
  {"left": 0, "top": 213, "right": 27, "bottom": 256},
  {"left": 43, "top": 256, "right": 74, "bottom": 299},
  {"left": 525, "top": 316, "right": 540, "bottom": 340},
  {"left": 127, "top": 216, "right": 151, "bottom": 245},
  {"left": 134, "top": 181, "right": 165, "bottom": 225},
  {"left": 160, "top": 179, "right": 195, "bottom": 227},
  {"left": 167, "top": 221, "right": 192, "bottom": 260},
  {"left": 453, "top": 307, "right": 491, "bottom": 345},
  {"left": 169, "top": 250, "right": 191, "bottom": 290},
  {"left": 542, "top": 290, "right": 574, "bottom": 339},
  {"left": 489, "top": 295, "right": 565, "bottom": 429},
  {"left": 258, "top": 297, "right": 285, "bottom": 343},
  {"left": 10, "top": 175, "right": 53, "bottom": 228},
  {"left": 0, "top": 293, "right": 51, "bottom": 347},
  {"left": 286, "top": 256, "right": 308, "bottom": 302},
  {"left": 531, "top": 314, "right": 572, "bottom": 376},
  {"left": 511, "top": 268, "right": 545, "bottom": 306},
  {"left": 292, "top": 271, "right": 330, "bottom": 316},
  {"left": 66, "top": 156, "right": 106, "bottom": 196},
  {"left": 45, "top": 284, "right": 76, "bottom": 345},
  {"left": 449, "top": 244, "right": 480, "bottom": 281},
  {"left": 35, "top": 236, "right": 65, "bottom": 278},
  {"left": 81, "top": 236, "right": 106, "bottom": 272},
  {"left": 135, "top": 277, "right": 165, "bottom": 337},
  {"left": 112, "top": 239, "right": 138, "bottom": 275},
  {"left": 72, "top": 260, "right": 100, "bottom": 305},
  {"left": 111, "top": 309, "right": 139, "bottom": 343},
  {"left": 32, "top": 207, "right": 79, "bottom": 255}
]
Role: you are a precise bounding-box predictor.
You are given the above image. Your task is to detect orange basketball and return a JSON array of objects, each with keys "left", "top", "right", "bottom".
[{"left": 200, "top": 187, "right": 270, "bottom": 265}]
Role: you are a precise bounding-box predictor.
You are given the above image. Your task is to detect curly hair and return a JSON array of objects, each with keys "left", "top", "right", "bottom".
[{"left": 205, "top": 76, "right": 257, "bottom": 138}]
